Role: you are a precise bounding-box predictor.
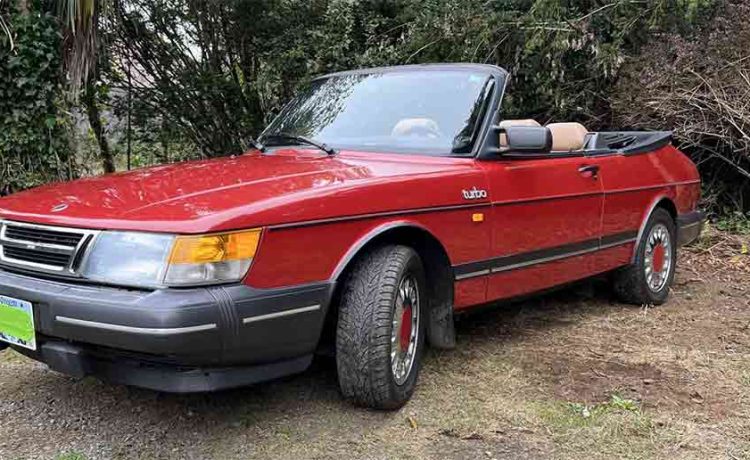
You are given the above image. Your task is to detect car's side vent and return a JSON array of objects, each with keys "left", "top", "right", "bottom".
[{"left": 0, "top": 221, "right": 98, "bottom": 275}]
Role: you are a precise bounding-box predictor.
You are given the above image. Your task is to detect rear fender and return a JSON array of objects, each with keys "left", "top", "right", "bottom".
[{"left": 631, "top": 194, "right": 676, "bottom": 263}]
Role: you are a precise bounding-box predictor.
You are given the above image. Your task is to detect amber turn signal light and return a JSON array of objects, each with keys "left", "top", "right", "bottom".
[{"left": 168, "top": 229, "right": 261, "bottom": 265}]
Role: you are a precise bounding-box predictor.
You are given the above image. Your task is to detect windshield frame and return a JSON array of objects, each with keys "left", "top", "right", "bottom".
[{"left": 259, "top": 64, "right": 508, "bottom": 158}]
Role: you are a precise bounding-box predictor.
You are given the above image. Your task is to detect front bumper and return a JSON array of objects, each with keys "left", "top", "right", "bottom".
[
  {"left": 677, "top": 210, "right": 706, "bottom": 246},
  {"left": 0, "top": 269, "right": 333, "bottom": 392}
]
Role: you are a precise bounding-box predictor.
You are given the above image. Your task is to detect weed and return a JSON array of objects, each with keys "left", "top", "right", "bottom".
[
  {"left": 715, "top": 212, "right": 750, "bottom": 236},
  {"left": 562, "top": 394, "right": 640, "bottom": 422}
]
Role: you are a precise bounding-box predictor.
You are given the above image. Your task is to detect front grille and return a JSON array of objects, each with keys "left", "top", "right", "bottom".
[
  {"left": 5, "top": 225, "right": 83, "bottom": 247},
  {"left": 3, "top": 246, "right": 72, "bottom": 266},
  {"left": 0, "top": 221, "right": 98, "bottom": 274}
]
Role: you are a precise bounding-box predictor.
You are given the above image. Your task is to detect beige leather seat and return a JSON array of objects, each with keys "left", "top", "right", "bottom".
[
  {"left": 499, "top": 119, "right": 541, "bottom": 146},
  {"left": 546, "top": 122, "right": 589, "bottom": 152}
]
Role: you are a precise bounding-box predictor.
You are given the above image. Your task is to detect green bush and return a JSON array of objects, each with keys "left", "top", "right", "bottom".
[
  {"left": 0, "top": 8, "right": 75, "bottom": 192},
  {"left": 2, "top": 0, "right": 731, "bottom": 212},
  {"left": 111, "top": 0, "right": 717, "bottom": 158}
]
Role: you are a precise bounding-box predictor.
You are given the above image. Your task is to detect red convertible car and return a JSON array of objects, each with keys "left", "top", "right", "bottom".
[{"left": 0, "top": 64, "right": 703, "bottom": 409}]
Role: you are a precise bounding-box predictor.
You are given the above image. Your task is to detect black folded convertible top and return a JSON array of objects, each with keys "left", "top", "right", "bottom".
[{"left": 588, "top": 131, "right": 673, "bottom": 156}]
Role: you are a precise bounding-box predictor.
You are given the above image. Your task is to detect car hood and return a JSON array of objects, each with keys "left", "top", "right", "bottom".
[{"left": 0, "top": 149, "right": 482, "bottom": 233}]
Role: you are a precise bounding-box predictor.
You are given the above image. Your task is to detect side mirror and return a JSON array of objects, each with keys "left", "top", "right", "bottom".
[{"left": 498, "top": 126, "right": 552, "bottom": 155}]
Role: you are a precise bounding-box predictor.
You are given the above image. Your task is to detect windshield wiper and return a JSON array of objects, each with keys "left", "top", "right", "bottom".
[{"left": 261, "top": 133, "right": 337, "bottom": 156}]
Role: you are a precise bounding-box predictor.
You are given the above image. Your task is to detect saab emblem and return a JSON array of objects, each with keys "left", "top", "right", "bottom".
[
  {"left": 462, "top": 187, "right": 487, "bottom": 200},
  {"left": 51, "top": 203, "right": 69, "bottom": 213}
]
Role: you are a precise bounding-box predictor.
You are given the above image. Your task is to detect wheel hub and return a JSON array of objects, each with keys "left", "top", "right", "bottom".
[
  {"left": 644, "top": 223, "right": 672, "bottom": 292},
  {"left": 399, "top": 302, "right": 413, "bottom": 351},
  {"left": 652, "top": 243, "right": 666, "bottom": 273},
  {"left": 391, "top": 274, "right": 419, "bottom": 386}
]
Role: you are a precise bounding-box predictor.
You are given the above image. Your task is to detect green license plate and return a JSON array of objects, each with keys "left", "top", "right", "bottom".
[{"left": 0, "top": 294, "right": 36, "bottom": 350}]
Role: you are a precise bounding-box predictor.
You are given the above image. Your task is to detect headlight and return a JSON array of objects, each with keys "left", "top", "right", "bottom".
[
  {"left": 164, "top": 230, "right": 261, "bottom": 286},
  {"left": 81, "top": 232, "right": 174, "bottom": 287},
  {"left": 80, "top": 229, "right": 261, "bottom": 288}
]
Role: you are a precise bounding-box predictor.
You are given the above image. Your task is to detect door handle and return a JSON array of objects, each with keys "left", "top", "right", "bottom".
[{"left": 578, "top": 164, "right": 600, "bottom": 179}]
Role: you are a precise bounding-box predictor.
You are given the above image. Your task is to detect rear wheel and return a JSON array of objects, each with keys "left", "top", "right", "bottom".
[
  {"left": 336, "top": 245, "right": 426, "bottom": 410},
  {"left": 613, "top": 208, "right": 677, "bottom": 305}
]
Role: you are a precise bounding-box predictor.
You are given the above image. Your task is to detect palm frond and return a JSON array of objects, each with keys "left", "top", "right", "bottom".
[
  {"left": 58, "top": 0, "right": 98, "bottom": 92},
  {"left": 0, "top": 16, "right": 12, "bottom": 51},
  {"left": 0, "top": 0, "right": 13, "bottom": 50}
]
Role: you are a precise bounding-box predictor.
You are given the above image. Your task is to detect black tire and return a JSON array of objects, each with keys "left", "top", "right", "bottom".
[
  {"left": 613, "top": 208, "right": 677, "bottom": 305},
  {"left": 335, "top": 245, "right": 427, "bottom": 410}
]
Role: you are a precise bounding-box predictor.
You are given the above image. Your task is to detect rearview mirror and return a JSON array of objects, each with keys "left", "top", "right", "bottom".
[{"left": 498, "top": 126, "right": 552, "bottom": 155}]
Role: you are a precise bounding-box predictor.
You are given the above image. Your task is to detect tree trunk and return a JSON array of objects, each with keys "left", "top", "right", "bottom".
[{"left": 83, "top": 82, "right": 115, "bottom": 173}]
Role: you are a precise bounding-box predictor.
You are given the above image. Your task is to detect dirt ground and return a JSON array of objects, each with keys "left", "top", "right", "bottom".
[{"left": 1, "top": 229, "right": 748, "bottom": 460}]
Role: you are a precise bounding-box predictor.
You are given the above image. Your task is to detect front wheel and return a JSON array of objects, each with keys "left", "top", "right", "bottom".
[
  {"left": 336, "top": 245, "right": 426, "bottom": 410},
  {"left": 613, "top": 208, "right": 677, "bottom": 305}
]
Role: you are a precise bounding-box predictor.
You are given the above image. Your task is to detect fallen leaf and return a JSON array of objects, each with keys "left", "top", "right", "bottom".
[{"left": 407, "top": 415, "right": 418, "bottom": 429}]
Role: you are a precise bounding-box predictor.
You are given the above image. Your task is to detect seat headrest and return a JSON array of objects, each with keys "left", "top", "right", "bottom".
[
  {"left": 498, "top": 119, "right": 541, "bottom": 128},
  {"left": 546, "top": 122, "right": 589, "bottom": 152},
  {"left": 391, "top": 118, "right": 441, "bottom": 138}
]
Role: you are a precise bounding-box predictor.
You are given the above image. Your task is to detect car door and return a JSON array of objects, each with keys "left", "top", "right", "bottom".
[{"left": 479, "top": 155, "right": 605, "bottom": 301}]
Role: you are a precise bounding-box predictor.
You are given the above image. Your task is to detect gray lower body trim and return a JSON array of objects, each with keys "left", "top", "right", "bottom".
[
  {"left": 677, "top": 210, "right": 706, "bottom": 246},
  {"left": 0, "top": 269, "right": 334, "bottom": 373},
  {"left": 33, "top": 340, "right": 313, "bottom": 393},
  {"left": 55, "top": 316, "right": 218, "bottom": 335},
  {"left": 242, "top": 304, "right": 321, "bottom": 324}
]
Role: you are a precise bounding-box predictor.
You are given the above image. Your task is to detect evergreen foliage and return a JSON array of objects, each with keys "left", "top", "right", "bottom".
[{"left": 0, "top": 6, "right": 75, "bottom": 192}]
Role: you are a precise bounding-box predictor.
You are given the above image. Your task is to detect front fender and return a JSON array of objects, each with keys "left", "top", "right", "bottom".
[{"left": 330, "top": 220, "right": 435, "bottom": 280}]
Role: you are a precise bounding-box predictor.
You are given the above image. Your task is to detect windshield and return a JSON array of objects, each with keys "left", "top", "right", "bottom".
[{"left": 261, "top": 70, "right": 495, "bottom": 155}]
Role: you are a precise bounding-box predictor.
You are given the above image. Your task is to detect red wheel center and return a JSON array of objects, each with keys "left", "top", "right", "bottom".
[
  {"left": 399, "top": 303, "right": 412, "bottom": 351},
  {"left": 653, "top": 244, "right": 666, "bottom": 273}
]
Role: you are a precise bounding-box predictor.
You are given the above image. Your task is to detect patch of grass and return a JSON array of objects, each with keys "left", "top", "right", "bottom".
[
  {"left": 535, "top": 394, "right": 668, "bottom": 458},
  {"left": 565, "top": 394, "right": 640, "bottom": 419},
  {"left": 542, "top": 394, "right": 647, "bottom": 431},
  {"left": 55, "top": 452, "right": 87, "bottom": 460}
]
